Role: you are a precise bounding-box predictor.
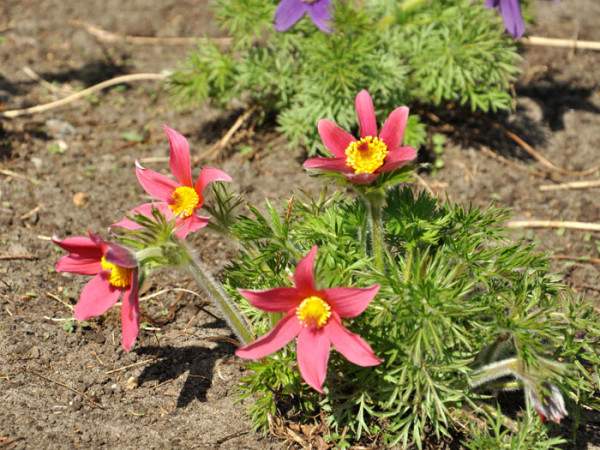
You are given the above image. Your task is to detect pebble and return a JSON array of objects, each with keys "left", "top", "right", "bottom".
[{"left": 45, "top": 119, "right": 76, "bottom": 139}]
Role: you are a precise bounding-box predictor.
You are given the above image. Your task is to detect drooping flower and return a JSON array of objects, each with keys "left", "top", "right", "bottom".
[
  {"left": 304, "top": 90, "right": 417, "bottom": 184},
  {"left": 527, "top": 381, "right": 568, "bottom": 424},
  {"left": 275, "top": 0, "right": 333, "bottom": 34},
  {"left": 53, "top": 232, "right": 140, "bottom": 351},
  {"left": 485, "top": 0, "right": 561, "bottom": 38},
  {"left": 112, "top": 125, "right": 232, "bottom": 239},
  {"left": 235, "top": 246, "right": 382, "bottom": 393}
]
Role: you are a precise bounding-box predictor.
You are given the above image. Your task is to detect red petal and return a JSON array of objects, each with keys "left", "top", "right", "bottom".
[
  {"left": 297, "top": 328, "right": 330, "bottom": 393},
  {"left": 303, "top": 157, "right": 352, "bottom": 173},
  {"left": 324, "top": 315, "right": 382, "bottom": 366},
  {"left": 294, "top": 246, "right": 318, "bottom": 292},
  {"left": 343, "top": 172, "right": 379, "bottom": 184},
  {"left": 164, "top": 125, "right": 193, "bottom": 187},
  {"left": 238, "top": 287, "right": 301, "bottom": 313},
  {"left": 52, "top": 236, "right": 102, "bottom": 258},
  {"left": 120, "top": 271, "right": 140, "bottom": 351},
  {"left": 110, "top": 203, "right": 170, "bottom": 231},
  {"left": 74, "top": 272, "right": 121, "bottom": 320},
  {"left": 174, "top": 214, "right": 210, "bottom": 240},
  {"left": 55, "top": 254, "right": 102, "bottom": 275},
  {"left": 135, "top": 160, "right": 178, "bottom": 202},
  {"left": 355, "top": 90, "right": 378, "bottom": 138},
  {"left": 379, "top": 106, "right": 409, "bottom": 151},
  {"left": 323, "top": 284, "right": 380, "bottom": 318},
  {"left": 379, "top": 146, "right": 417, "bottom": 172},
  {"left": 318, "top": 119, "right": 355, "bottom": 158},
  {"left": 235, "top": 311, "right": 302, "bottom": 359},
  {"left": 194, "top": 167, "right": 232, "bottom": 204}
]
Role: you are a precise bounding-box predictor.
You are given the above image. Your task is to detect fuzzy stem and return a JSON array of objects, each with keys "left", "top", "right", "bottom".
[
  {"left": 179, "top": 242, "right": 253, "bottom": 345},
  {"left": 367, "top": 195, "right": 385, "bottom": 272}
]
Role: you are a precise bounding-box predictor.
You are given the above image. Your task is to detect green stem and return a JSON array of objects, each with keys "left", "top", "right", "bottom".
[{"left": 179, "top": 242, "right": 253, "bottom": 345}]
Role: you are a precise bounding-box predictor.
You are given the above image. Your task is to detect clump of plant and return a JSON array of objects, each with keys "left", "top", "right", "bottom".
[
  {"left": 168, "top": 0, "right": 523, "bottom": 153},
  {"left": 51, "top": 88, "right": 599, "bottom": 447}
]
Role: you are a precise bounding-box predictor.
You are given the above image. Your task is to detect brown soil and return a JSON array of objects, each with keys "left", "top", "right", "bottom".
[{"left": 0, "top": 0, "right": 599, "bottom": 448}]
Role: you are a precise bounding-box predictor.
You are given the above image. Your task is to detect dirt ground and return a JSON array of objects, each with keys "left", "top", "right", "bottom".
[{"left": 0, "top": 0, "right": 599, "bottom": 448}]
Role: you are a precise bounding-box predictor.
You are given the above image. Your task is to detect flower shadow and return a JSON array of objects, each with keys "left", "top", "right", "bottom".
[{"left": 133, "top": 341, "right": 235, "bottom": 407}]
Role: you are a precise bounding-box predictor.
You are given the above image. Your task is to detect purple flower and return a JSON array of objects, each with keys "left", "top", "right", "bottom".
[
  {"left": 485, "top": 0, "right": 561, "bottom": 38},
  {"left": 275, "top": 0, "right": 333, "bottom": 34}
]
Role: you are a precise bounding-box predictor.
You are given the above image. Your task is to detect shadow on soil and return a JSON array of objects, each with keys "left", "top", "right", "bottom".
[{"left": 134, "top": 341, "right": 235, "bottom": 407}]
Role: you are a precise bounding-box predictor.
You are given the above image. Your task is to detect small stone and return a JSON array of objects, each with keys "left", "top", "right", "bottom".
[
  {"left": 45, "top": 120, "right": 76, "bottom": 139},
  {"left": 72, "top": 192, "right": 90, "bottom": 207}
]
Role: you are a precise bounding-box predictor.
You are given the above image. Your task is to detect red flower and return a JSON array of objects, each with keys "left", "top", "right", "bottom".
[
  {"left": 53, "top": 232, "right": 140, "bottom": 351},
  {"left": 112, "top": 125, "right": 232, "bottom": 239},
  {"left": 304, "top": 90, "right": 416, "bottom": 184},
  {"left": 235, "top": 246, "right": 382, "bottom": 393}
]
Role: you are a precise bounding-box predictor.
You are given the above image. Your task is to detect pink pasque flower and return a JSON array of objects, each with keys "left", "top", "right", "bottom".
[
  {"left": 53, "top": 232, "right": 140, "bottom": 351},
  {"left": 304, "top": 90, "right": 417, "bottom": 184},
  {"left": 528, "top": 381, "right": 567, "bottom": 424},
  {"left": 235, "top": 246, "right": 382, "bottom": 393},
  {"left": 112, "top": 125, "right": 232, "bottom": 239}
]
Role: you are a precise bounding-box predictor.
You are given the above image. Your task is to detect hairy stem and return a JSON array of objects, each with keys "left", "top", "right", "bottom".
[{"left": 180, "top": 242, "right": 253, "bottom": 345}]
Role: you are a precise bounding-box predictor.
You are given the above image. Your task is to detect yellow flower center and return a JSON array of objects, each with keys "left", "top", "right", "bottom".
[
  {"left": 296, "top": 296, "right": 331, "bottom": 329},
  {"left": 101, "top": 257, "right": 132, "bottom": 289},
  {"left": 345, "top": 136, "right": 389, "bottom": 174},
  {"left": 169, "top": 186, "right": 200, "bottom": 218}
]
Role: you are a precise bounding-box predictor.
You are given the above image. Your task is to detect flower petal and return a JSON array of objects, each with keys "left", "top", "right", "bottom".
[
  {"left": 110, "top": 202, "right": 171, "bottom": 231},
  {"left": 52, "top": 236, "right": 102, "bottom": 258},
  {"left": 174, "top": 214, "right": 210, "bottom": 239},
  {"left": 379, "top": 106, "right": 409, "bottom": 151},
  {"left": 317, "top": 119, "right": 355, "bottom": 158},
  {"left": 53, "top": 236, "right": 103, "bottom": 275},
  {"left": 274, "top": 0, "right": 308, "bottom": 32},
  {"left": 343, "top": 172, "right": 379, "bottom": 184},
  {"left": 294, "top": 246, "right": 318, "bottom": 292},
  {"left": 379, "top": 146, "right": 417, "bottom": 172},
  {"left": 303, "top": 157, "right": 353, "bottom": 173},
  {"left": 74, "top": 272, "right": 121, "bottom": 320},
  {"left": 104, "top": 242, "right": 138, "bottom": 269},
  {"left": 194, "top": 167, "right": 232, "bottom": 204},
  {"left": 238, "top": 287, "right": 301, "bottom": 313},
  {"left": 498, "top": 0, "right": 525, "bottom": 38},
  {"left": 355, "top": 90, "right": 378, "bottom": 138},
  {"left": 120, "top": 270, "right": 140, "bottom": 351},
  {"left": 235, "top": 311, "right": 302, "bottom": 359},
  {"left": 323, "top": 284, "right": 380, "bottom": 318},
  {"left": 307, "top": 0, "right": 333, "bottom": 33},
  {"left": 135, "top": 160, "right": 178, "bottom": 202},
  {"left": 324, "top": 315, "right": 382, "bottom": 366},
  {"left": 297, "top": 327, "right": 330, "bottom": 393},
  {"left": 164, "top": 125, "right": 193, "bottom": 187}
]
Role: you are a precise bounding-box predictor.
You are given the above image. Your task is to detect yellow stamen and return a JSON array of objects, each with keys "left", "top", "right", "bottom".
[
  {"left": 297, "top": 296, "right": 331, "bottom": 328},
  {"left": 169, "top": 186, "right": 200, "bottom": 218},
  {"left": 101, "top": 257, "right": 132, "bottom": 289},
  {"left": 345, "top": 136, "right": 389, "bottom": 174}
]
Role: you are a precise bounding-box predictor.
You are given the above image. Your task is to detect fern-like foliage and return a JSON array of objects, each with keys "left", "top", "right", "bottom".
[
  {"left": 168, "top": 0, "right": 520, "bottom": 154},
  {"left": 220, "top": 186, "right": 600, "bottom": 447}
]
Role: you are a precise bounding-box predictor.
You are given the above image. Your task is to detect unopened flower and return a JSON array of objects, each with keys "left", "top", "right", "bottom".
[
  {"left": 235, "top": 246, "right": 382, "bottom": 393},
  {"left": 112, "top": 125, "right": 232, "bottom": 239},
  {"left": 53, "top": 232, "right": 140, "bottom": 351},
  {"left": 527, "top": 381, "right": 567, "bottom": 424},
  {"left": 304, "top": 90, "right": 416, "bottom": 184},
  {"left": 485, "top": 0, "right": 561, "bottom": 38},
  {"left": 275, "top": 0, "right": 333, "bottom": 34}
]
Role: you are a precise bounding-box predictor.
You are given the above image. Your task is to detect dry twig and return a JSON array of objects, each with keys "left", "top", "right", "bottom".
[
  {"left": 491, "top": 122, "right": 600, "bottom": 176},
  {"left": 552, "top": 254, "right": 600, "bottom": 265},
  {"left": 0, "top": 73, "right": 165, "bottom": 118},
  {"left": 521, "top": 36, "right": 600, "bottom": 51},
  {"left": 540, "top": 179, "right": 600, "bottom": 191},
  {"left": 69, "top": 19, "right": 232, "bottom": 47},
  {"left": 505, "top": 220, "right": 600, "bottom": 232},
  {"left": 26, "top": 369, "right": 103, "bottom": 408}
]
